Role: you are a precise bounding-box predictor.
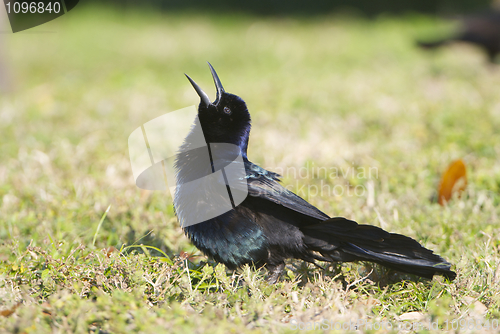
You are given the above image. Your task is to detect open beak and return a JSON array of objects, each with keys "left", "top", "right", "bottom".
[
  {"left": 207, "top": 62, "right": 225, "bottom": 104},
  {"left": 185, "top": 62, "right": 225, "bottom": 107},
  {"left": 185, "top": 73, "right": 211, "bottom": 107}
]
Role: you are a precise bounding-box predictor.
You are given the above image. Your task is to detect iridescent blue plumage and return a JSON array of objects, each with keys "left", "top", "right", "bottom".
[{"left": 178, "top": 64, "right": 456, "bottom": 282}]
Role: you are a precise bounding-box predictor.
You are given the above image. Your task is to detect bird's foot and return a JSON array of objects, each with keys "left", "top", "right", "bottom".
[{"left": 266, "top": 262, "right": 285, "bottom": 284}]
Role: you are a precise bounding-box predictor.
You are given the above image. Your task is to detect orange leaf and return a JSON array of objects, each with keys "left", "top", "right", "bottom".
[
  {"left": 438, "top": 159, "right": 467, "bottom": 206},
  {"left": 179, "top": 251, "right": 197, "bottom": 262},
  {"left": 102, "top": 246, "right": 118, "bottom": 258},
  {"left": 41, "top": 302, "right": 52, "bottom": 316},
  {"left": 0, "top": 303, "right": 21, "bottom": 317}
]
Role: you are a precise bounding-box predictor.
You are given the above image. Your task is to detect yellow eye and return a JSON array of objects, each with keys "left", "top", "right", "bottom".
[{"left": 223, "top": 107, "right": 231, "bottom": 115}]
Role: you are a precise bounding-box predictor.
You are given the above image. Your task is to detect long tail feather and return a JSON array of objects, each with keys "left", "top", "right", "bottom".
[{"left": 302, "top": 217, "right": 456, "bottom": 280}]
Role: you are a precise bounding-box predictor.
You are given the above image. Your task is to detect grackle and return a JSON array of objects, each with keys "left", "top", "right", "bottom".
[
  {"left": 176, "top": 63, "right": 456, "bottom": 283},
  {"left": 417, "top": 9, "right": 500, "bottom": 63}
]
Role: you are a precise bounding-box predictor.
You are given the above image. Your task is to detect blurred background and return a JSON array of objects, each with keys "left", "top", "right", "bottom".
[
  {"left": 94, "top": 0, "right": 491, "bottom": 16},
  {"left": 1, "top": 0, "right": 500, "bottom": 256}
]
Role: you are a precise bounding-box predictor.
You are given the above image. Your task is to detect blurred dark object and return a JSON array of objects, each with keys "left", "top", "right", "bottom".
[
  {"left": 417, "top": 9, "right": 500, "bottom": 63},
  {"left": 0, "top": 7, "right": 11, "bottom": 92},
  {"left": 92, "top": 0, "right": 490, "bottom": 16}
]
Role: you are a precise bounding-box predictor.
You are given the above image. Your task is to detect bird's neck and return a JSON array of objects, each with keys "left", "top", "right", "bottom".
[
  {"left": 238, "top": 125, "right": 251, "bottom": 160},
  {"left": 186, "top": 117, "right": 252, "bottom": 159}
]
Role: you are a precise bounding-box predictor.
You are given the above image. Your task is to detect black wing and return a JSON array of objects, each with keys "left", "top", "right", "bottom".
[{"left": 244, "top": 165, "right": 330, "bottom": 221}]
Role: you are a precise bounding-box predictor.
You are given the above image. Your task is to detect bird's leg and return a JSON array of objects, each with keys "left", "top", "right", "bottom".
[{"left": 266, "top": 262, "right": 285, "bottom": 284}]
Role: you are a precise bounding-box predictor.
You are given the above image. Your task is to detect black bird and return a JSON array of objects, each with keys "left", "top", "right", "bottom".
[
  {"left": 176, "top": 63, "right": 456, "bottom": 283},
  {"left": 417, "top": 10, "right": 500, "bottom": 63}
]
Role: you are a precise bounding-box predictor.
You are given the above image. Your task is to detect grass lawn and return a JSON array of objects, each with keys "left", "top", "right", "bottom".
[{"left": 1, "top": 4, "right": 500, "bottom": 333}]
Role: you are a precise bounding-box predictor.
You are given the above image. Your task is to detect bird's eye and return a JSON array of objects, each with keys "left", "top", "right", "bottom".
[{"left": 223, "top": 107, "right": 232, "bottom": 115}]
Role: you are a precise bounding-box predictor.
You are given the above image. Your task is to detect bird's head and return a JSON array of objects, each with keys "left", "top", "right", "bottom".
[{"left": 185, "top": 63, "right": 251, "bottom": 155}]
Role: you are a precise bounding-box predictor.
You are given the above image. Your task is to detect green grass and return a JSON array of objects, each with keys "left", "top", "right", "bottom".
[{"left": 1, "top": 4, "right": 500, "bottom": 333}]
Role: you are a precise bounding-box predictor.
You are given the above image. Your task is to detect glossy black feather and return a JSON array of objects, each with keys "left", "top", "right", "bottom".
[{"left": 179, "top": 65, "right": 456, "bottom": 282}]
